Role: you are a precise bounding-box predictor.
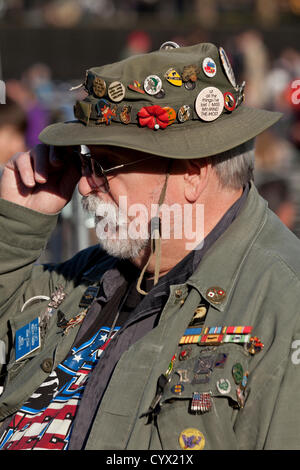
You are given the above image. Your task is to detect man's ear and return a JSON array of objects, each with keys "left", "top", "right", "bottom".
[{"left": 183, "top": 159, "right": 211, "bottom": 203}]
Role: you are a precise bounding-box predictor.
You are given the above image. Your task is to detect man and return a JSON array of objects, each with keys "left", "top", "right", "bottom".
[{"left": 0, "top": 42, "right": 299, "bottom": 451}]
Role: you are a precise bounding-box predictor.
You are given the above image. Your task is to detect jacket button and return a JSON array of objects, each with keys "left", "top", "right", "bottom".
[
  {"left": 175, "top": 289, "right": 182, "bottom": 298},
  {"left": 41, "top": 358, "right": 53, "bottom": 373}
]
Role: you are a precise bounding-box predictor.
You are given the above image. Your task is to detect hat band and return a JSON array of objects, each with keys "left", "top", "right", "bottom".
[{"left": 74, "top": 88, "right": 243, "bottom": 128}]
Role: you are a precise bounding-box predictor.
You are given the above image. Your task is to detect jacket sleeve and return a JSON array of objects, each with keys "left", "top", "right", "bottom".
[
  {"left": 261, "top": 326, "right": 300, "bottom": 449},
  {"left": 0, "top": 198, "right": 59, "bottom": 317},
  {"left": 234, "top": 314, "right": 300, "bottom": 450}
]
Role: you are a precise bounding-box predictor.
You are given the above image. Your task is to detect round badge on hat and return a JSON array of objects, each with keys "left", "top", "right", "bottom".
[
  {"left": 216, "top": 378, "right": 231, "bottom": 395},
  {"left": 179, "top": 428, "right": 205, "bottom": 450},
  {"left": 154, "top": 88, "right": 166, "bottom": 99},
  {"left": 224, "top": 91, "right": 236, "bottom": 112},
  {"left": 178, "top": 105, "right": 191, "bottom": 123},
  {"left": 160, "top": 41, "right": 180, "bottom": 50},
  {"left": 195, "top": 87, "right": 224, "bottom": 122},
  {"left": 144, "top": 75, "right": 163, "bottom": 96},
  {"left": 184, "top": 81, "right": 196, "bottom": 91},
  {"left": 202, "top": 57, "right": 217, "bottom": 78},
  {"left": 163, "top": 106, "right": 177, "bottom": 125},
  {"left": 93, "top": 77, "right": 106, "bottom": 98},
  {"left": 108, "top": 81, "right": 126, "bottom": 102},
  {"left": 219, "top": 47, "right": 237, "bottom": 88}
]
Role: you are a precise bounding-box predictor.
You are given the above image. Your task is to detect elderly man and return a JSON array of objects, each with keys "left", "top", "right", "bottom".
[{"left": 0, "top": 42, "right": 299, "bottom": 451}]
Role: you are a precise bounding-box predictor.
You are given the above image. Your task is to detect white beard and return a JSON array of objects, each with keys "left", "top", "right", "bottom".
[{"left": 81, "top": 195, "right": 150, "bottom": 259}]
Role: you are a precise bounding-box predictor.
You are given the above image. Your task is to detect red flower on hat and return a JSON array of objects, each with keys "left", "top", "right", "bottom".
[{"left": 137, "top": 105, "right": 169, "bottom": 130}]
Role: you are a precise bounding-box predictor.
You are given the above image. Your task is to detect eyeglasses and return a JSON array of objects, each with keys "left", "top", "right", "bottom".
[{"left": 75, "top": 146, "right": 154, "bottom": 193}]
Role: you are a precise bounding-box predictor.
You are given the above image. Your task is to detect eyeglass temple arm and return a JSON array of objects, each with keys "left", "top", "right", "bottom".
[{"left": 102, "top": 155, "right": 154, "bottom": 175}]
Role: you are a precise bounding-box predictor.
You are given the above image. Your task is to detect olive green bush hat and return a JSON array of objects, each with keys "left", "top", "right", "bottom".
[{"left": 39, "top": 42, "right": 282, "bottom": 159}]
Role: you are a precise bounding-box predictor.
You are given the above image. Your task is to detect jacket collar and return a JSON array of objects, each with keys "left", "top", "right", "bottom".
[{"left": 187, "top": 182, "right": 268, "bottom": 311}]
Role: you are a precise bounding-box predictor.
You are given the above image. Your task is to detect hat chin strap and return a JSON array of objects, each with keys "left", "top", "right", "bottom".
[{"left": 136, "top": 166, "right": 171, "bottom": 295}]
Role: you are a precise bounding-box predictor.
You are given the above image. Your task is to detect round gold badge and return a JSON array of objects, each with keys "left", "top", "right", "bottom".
[{"left": 179, "top": 428, "right": 205, "bottom": 450}]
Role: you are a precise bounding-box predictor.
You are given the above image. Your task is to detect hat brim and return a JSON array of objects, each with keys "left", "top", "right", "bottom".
[{"left": 39, "top": 105, "right": 282, "bottom": 159}]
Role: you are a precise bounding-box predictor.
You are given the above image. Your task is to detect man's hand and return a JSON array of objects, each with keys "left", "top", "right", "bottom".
[{"left": 0, "top": 144, "right": 81, "bottom": 214}]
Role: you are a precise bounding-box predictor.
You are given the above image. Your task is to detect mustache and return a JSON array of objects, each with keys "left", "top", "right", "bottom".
[
  {"left": 81, "top": 194, "right": 103, "bottom": 213},
  {"left": 81, "top": 194, "right": 127, "bottom": 227}
]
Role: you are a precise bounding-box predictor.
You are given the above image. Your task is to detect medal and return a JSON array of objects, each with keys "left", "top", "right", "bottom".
[
  {"left": 191, "top": 391, "right": 212, "bottom": 414},
  {"left": 179, "top": 428, "right": 205, "bottom": 450}
]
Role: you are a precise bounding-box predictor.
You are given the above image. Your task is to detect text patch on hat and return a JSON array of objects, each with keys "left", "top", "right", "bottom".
[
  {"left": 195, "top": 87, "right": 224, "bottom": 122},
  {"left": 15, "top": 317, "right": 40, "bottom": 361},
  {"left": 108, "top": 81, "right": 126, "bottom": 102}
]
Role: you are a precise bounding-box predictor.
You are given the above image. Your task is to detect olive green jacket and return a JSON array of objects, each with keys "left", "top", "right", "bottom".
[{"left": 0, "top": 183, "right": 300, "bottom": 450}]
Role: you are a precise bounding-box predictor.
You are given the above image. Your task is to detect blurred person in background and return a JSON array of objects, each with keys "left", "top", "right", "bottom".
[
  {"left": 0, "top": 97, "right": 27, "bottom": 176},
  {"left": 6, "top": 76, "right": 50, "bottom": 149},
  {"left": 233, "top": 30, "right": 269, "bottom": 108},
  {"left": 258, "top": 176, "right": 297, "bottom": 230},
  {"left": 120, "top": 30, "right": 152, "bottom": 60}
]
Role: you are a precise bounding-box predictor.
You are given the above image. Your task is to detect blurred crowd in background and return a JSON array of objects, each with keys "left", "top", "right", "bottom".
[
  {"left": 0, "top": 0, "right": 299, "bottom": 263},
  {"left": 0, "top": 0, "right": 300, "bottom": 27}
]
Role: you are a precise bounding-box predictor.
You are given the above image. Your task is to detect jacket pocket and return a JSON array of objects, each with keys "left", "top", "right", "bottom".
[{"left": 152, "top": 343, "right": 251, "bottom": 450}]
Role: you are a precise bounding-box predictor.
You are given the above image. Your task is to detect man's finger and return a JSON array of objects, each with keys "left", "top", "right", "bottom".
[
  {"left": 14, "top": 151, "right": 36, "bottom": 187},
  {"left": 31, "top": 144, "right": 49, "bottom": 184}
]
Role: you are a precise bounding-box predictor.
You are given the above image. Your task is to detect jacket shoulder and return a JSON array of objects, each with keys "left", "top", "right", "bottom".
[
  {"left": 42, "top": 245, "right": 117, "bottom": 286},
  {"left": 255, "top": 208, "right": 300, "bottom": 281}
]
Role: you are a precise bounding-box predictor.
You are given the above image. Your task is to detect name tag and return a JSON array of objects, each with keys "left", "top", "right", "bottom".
[{"left": 15, "top": 317, "right": 40, "bottom": 361}]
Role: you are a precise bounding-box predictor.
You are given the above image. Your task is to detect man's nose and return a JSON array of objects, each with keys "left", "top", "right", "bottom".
[{"left": 78, "top": 175, "right": 99, "bottom": 196}]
